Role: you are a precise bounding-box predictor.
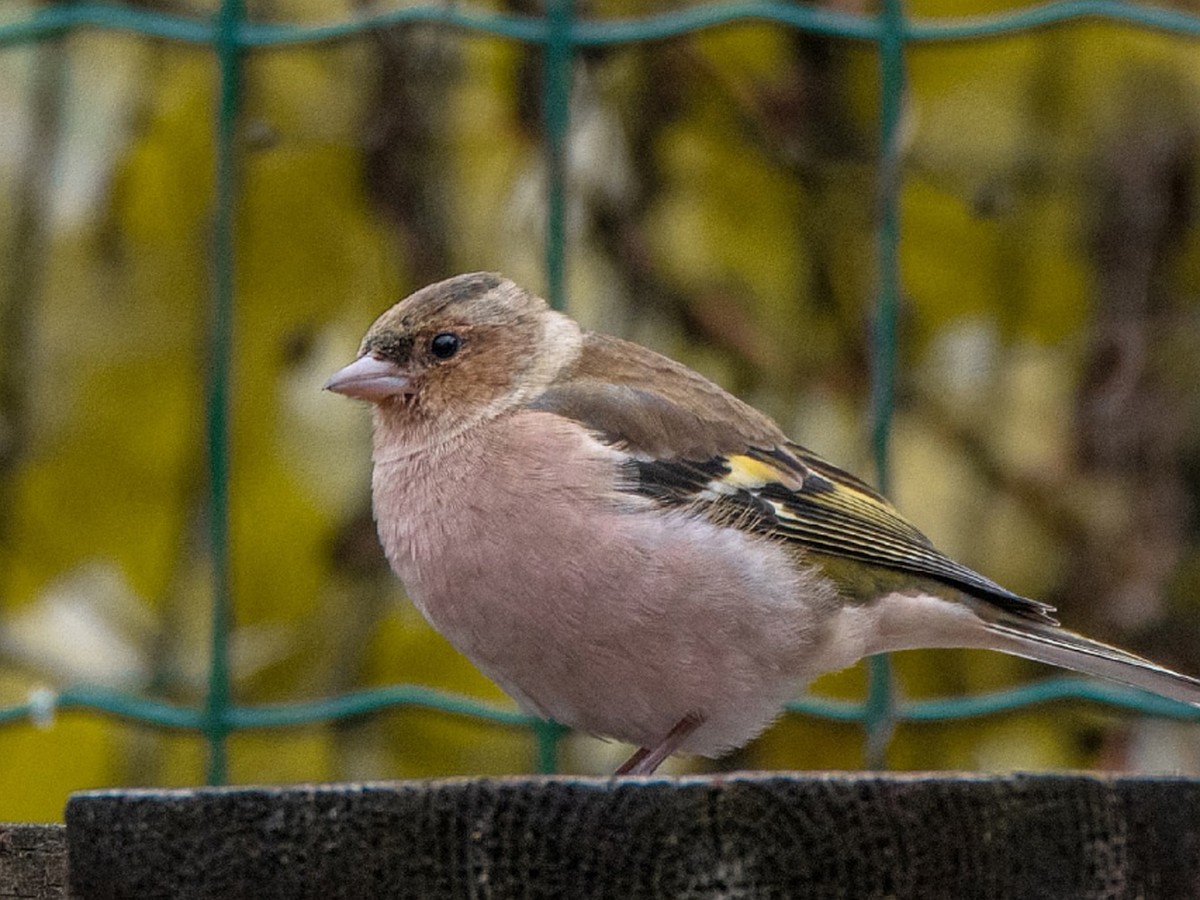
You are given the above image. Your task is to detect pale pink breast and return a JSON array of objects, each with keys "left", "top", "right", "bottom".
[{"left": 371, "top": 409, "right": 844, "bottom": 755}]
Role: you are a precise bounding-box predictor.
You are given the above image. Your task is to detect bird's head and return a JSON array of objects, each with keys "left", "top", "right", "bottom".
[{"left": 325, "top": 272, "right": 581, "bottom": 448}]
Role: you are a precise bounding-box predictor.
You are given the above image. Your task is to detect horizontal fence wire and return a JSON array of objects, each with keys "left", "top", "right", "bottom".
[
  {"left": 8, "top": 0, "right": 1200, "bottom": 47},
  {"left": 2, "top": 0, "right": 1200, "bottom": 781}
]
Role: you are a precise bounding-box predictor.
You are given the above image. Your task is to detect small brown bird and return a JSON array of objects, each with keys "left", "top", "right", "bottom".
[{"left": 326, "top": 272, "right": 1200, "bottom": 774}]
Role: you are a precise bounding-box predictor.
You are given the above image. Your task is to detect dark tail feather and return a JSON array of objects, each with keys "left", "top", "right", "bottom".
[{"left": 986, "top": 619, "right": 1200, "bottom": 707}]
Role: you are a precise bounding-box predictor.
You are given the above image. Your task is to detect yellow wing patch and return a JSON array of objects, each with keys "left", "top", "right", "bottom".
[
  {"left": 723, "top": 453, "right": 805, "bottom": 491},
  {"left": 693, "top": 452, "right": 807, "bottom": 504},
  {"left": 725, "top": 454, "right": 782, "bottom": 488}
]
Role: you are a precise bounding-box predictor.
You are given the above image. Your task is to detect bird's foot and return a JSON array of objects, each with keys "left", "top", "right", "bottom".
[{"left": 614, "top": 711, "right": 705, "bottom": 776}]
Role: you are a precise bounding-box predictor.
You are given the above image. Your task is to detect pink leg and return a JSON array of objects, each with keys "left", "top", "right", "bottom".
[{"left": 614, "top": 712, "right": 705, "bottom": 776}]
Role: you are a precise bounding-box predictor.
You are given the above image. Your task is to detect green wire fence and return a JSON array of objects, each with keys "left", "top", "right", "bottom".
[{"left": 2, "top": 0, "right": 1200, "bottom": 785}]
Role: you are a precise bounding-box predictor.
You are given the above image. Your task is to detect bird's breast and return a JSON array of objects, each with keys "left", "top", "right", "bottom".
[{"left": 368, "top": 410, "right": 844, "bottom": 754}]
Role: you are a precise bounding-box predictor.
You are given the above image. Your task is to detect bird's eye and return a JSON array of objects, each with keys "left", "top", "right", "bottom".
[{"left": 429, "top": 332, "right": 461, "bottom": 360}]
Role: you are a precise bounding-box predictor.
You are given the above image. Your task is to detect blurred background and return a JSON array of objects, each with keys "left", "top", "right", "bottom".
[{"left": 2, "top": 0, "right": 1200, "bottom": 823}]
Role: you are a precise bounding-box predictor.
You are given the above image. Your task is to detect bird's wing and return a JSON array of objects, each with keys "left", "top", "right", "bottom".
[{"left": 529, "top": 331, "right": 1057, "bottom": 625}]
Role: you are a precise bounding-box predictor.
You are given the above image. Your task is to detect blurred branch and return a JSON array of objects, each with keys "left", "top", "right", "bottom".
[
  {"left": 911, "top": 383, "right": 1089, "bottom": 547},
  {"left": 1069, "top": 75, "right": 1196, "bottom": 635},
  {"left": 356, "top": 14, "right": 456, "bottom": 285},
  {"left": 0, "top": 36, "right": 67, "bottom": 545},
  {"left": 589, "top": 37, "right": 875, "bottom": 389}
]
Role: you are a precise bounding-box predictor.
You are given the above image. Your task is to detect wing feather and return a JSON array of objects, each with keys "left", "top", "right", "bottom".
[{"left": 532, "top": 329, "right": 1058, "bottom": 625}]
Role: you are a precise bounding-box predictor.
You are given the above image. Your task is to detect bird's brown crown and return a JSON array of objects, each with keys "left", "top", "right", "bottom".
[{"left": 361, "top": 273, "right": 549, "bottom": 359}]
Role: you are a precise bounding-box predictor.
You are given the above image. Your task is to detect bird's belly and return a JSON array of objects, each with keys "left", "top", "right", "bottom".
[
  {"left": 381, "top": 501, "right": 835, "bottom": 753},
  {"left": 375, "top": 438, "right": 843, "bottom": 756}
]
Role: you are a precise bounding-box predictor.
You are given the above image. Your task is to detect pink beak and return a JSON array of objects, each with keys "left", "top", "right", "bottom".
[{"left": 324, "top": 355, "right": 410, "bottom": 402}]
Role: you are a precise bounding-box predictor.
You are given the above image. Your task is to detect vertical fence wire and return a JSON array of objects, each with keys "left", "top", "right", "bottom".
[
  {"left": 203, "top": 0, "right": 246, "bottom": 785},
  {"left": 532, "top": 0, "right": 575, "bottom": 765},
  {"left": 862, "top": 0, "right": 909, "bottom": 768},
  {"left": 542, "top": 0, "right": 573, "bottom": 311}
]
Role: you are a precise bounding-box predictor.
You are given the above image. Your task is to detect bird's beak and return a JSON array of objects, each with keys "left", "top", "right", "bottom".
[{"left": 324, "top": 355, "right": 410, "bottom": 402}]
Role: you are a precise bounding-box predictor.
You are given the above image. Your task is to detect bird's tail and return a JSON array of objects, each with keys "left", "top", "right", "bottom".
[{"left": 985, "top": 619, "right": 1200, "bottom": 707}]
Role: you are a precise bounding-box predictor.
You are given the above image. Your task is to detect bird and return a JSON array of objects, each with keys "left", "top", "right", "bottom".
[{"left": 325, "top": 272, "right": 1200, "bottom": 775}]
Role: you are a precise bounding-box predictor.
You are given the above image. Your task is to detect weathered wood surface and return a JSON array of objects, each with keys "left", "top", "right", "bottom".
[
  {"left": 61, "top": 773, "right": 1200, "bottom": 899},
  {"left": 0, "top": 824, "right": 67, "bottom": 900}
]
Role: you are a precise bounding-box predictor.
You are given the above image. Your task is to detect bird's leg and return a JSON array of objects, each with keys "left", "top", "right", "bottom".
[{"left": 614, "top": 711, "right": 705, "bottom": 776}]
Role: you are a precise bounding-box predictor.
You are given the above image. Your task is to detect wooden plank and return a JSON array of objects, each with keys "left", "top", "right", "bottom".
[
  {"left": 0, "top": 824, "right": 67, "bottom": 900},
  {"left": 66, "top": 774, "right": 1200, "bottom": 899}
]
